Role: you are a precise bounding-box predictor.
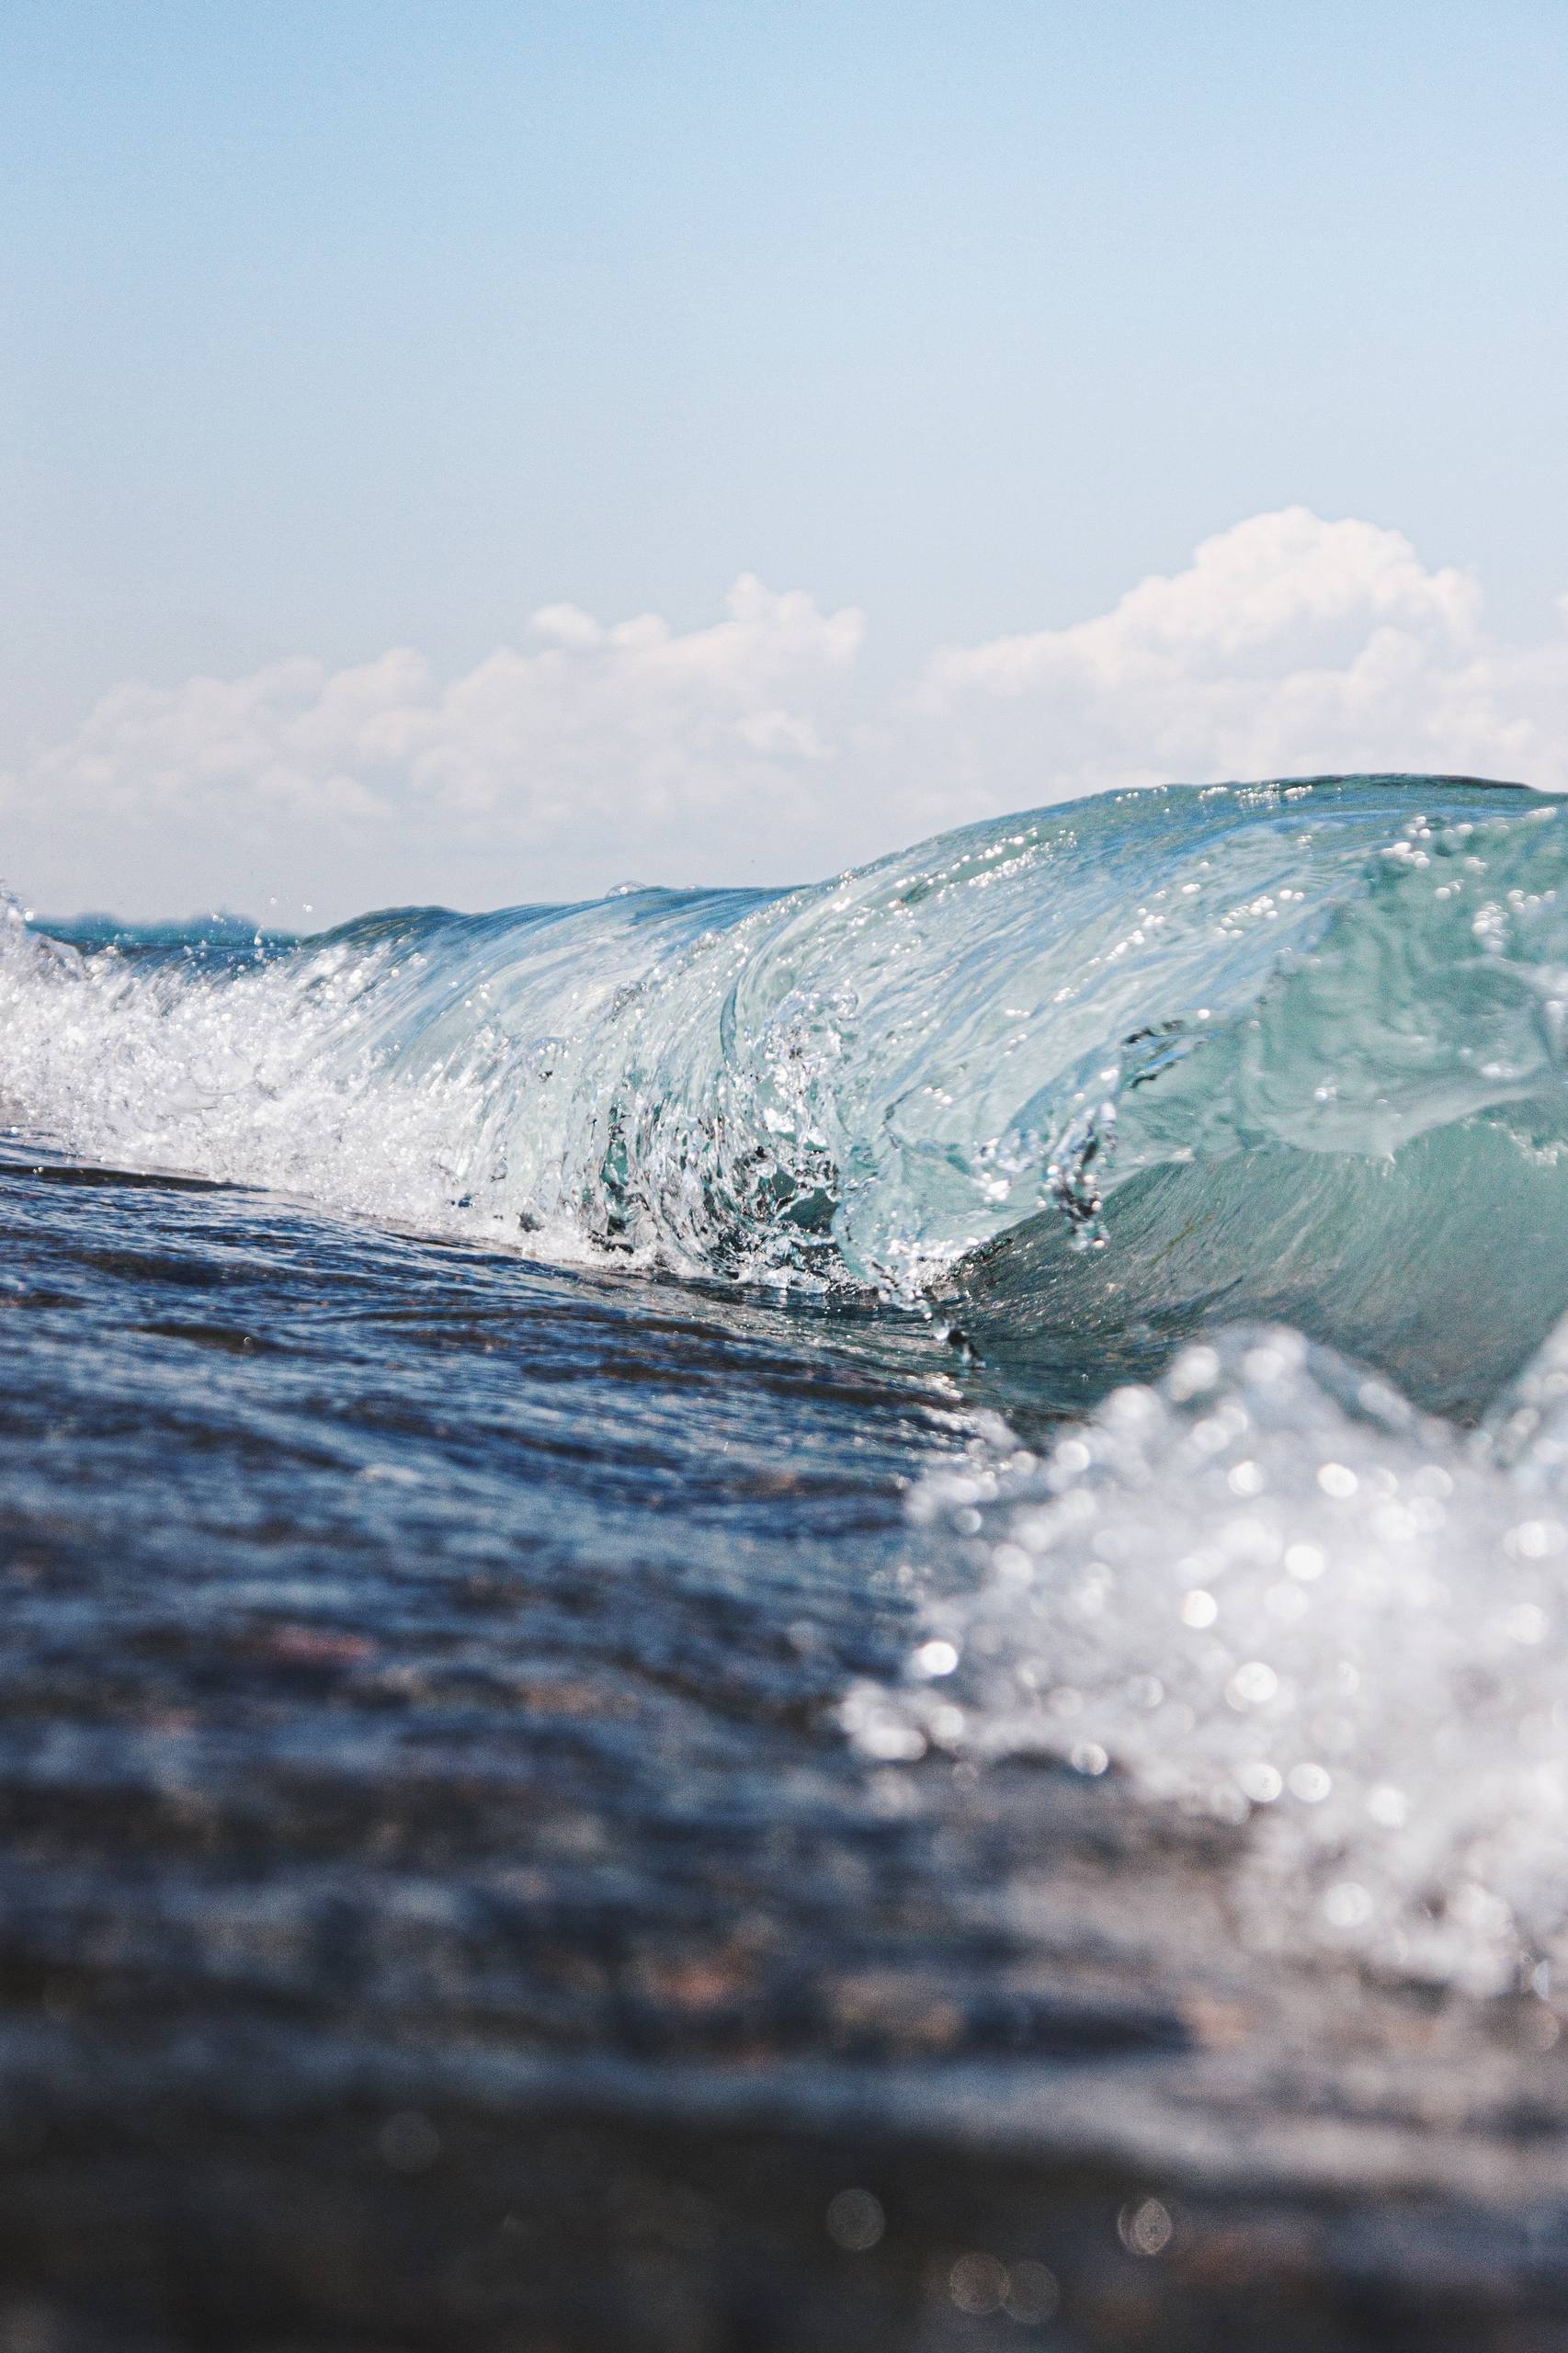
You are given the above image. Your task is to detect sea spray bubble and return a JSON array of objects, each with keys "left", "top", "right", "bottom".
[{"left": 845, "top": 1320, "right": 1568, "bottom": 1995}]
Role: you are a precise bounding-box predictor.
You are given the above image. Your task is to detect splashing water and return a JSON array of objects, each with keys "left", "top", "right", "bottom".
[
  {"left": 845, "top": 1319, "right": 1568, "bottom": 1994},
  {"left": 6, "top": 777, "right": 1568, "bottom": 1322},
  {"left": 9, "top": 772, "right": 1568, "bottom": 2000}
]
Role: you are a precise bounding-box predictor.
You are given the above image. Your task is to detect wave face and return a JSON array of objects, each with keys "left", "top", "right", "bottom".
[{"left": 6, "top": 774, "right": 1568, "bottom": 1415}]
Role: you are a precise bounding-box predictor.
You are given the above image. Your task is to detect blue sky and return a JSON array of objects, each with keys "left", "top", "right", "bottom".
[{"left": 3, "top": 1, "right": 1567, "bottom": 915}]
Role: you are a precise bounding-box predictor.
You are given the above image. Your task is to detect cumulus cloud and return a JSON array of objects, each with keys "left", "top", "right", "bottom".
[
  {"left": 910, "top": 507, "right": 1568, "bottom": 820},
  {"left": 6, "top": 509, "right": 1568, "bottom": 919},
  {"left": 5, "top": 577, "right": 866, "bottom": 914}
]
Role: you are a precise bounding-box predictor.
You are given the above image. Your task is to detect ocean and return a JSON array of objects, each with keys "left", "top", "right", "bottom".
[{"left": 1, "top": 775, "right": 1566, "bottom": 2350}]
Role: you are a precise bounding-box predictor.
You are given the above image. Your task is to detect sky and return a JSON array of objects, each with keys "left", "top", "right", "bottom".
[{"left": 3, "top": 0, "right": 1566, "bottom": 921}]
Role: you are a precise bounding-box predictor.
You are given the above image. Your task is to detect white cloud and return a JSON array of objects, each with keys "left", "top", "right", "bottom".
[
  {"left": 910, "top": 507, "right": 1568, "bottom": 821},
  {"left": 9, "top": 574, "right": 861, "bottom": 859},
  {"left": 6, "top": 510, "right": 1568, "bottom": 920}
]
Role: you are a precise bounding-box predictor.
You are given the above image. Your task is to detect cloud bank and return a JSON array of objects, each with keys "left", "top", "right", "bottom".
[{"left": 8, "top": 510, "right": 1568, "bottom": 921}]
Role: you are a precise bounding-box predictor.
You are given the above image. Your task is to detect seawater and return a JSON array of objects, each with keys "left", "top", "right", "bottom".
[{"left": 3, "top": 776, "right": 1568, "bottom": 2351}]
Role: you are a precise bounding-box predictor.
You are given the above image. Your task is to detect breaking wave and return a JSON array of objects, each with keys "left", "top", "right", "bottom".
[
  {"left": 6, "top": 774, "right": 1568, "bottom": 1416},
  {"left": 10, "top": 771, "right": 1568, "bottom": 1992}
]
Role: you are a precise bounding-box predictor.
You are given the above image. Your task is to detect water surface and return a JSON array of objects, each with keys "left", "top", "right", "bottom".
[{"left": 4, "top": 779, "right": 1568, "bottom": 2349}]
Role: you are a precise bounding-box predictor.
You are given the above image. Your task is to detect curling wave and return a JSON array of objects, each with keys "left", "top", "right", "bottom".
[{"left": 5, "top": 774, "right": 1568, "bottom": 1410}]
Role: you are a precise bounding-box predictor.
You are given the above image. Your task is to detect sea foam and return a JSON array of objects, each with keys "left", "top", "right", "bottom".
[{"left": 846, "top": 1319, "right": 1568, "bottom": 1993}]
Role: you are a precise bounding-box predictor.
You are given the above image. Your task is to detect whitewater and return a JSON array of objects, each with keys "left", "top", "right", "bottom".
[{"left": 5, "top": 773, "right": 1568, "bottom": 2351}]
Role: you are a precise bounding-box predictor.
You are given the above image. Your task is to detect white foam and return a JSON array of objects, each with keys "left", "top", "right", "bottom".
[
  {"left": 845, "top": 1323, "right": 1568, "bottom": 1994},
  {"left": 0, "top": 901, "right": 608, "bottom": 1266}
]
